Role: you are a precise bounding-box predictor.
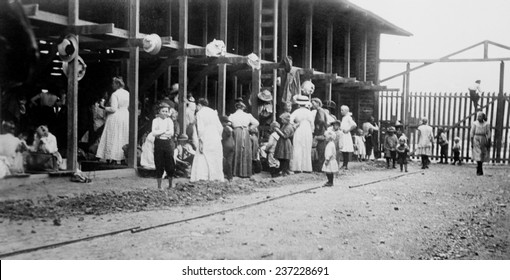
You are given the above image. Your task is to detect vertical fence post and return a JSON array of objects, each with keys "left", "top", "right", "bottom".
[{"left": 495, "top": 61, "right": 505, "bottom": 163}]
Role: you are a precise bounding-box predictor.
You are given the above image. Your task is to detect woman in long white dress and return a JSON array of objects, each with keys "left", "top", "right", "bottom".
[
  {"left": 190, "top": 98, "right": 224, "bottom": 182},
  {"left": 338, "top": 105, "right": 357, "bottom": 170},
  {"left": 290, "top": 95, "right": 313, "bottom": 172},
  {"left": 96, "top": 77, "right": 130, "bottom": 163},
  {"left": 416, "top": 117, "right": 434, "bottom": 169}
]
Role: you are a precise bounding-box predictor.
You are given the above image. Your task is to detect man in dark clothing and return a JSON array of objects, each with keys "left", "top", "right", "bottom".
[{"left": 311, "top": 98, "right": 328, "bottom": 172}]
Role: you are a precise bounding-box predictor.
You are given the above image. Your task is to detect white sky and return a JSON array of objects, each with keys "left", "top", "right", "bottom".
[{"left": 350, "top": 0, "right": 510, "bottom": 93}]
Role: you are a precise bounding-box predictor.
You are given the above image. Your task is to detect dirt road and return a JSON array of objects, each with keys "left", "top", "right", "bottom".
[{"left": 1, "top": 161, "right": 509, "bottom": 259}]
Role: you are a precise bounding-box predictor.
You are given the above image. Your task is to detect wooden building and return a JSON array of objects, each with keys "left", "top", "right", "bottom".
[{"left": 8, "top": 0, "right": 411, "bottom": 172}]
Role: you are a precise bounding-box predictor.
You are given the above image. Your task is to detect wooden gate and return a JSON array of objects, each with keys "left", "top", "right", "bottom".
[{"left": 377, "top": 91, "right": 510, "bottom": 163}]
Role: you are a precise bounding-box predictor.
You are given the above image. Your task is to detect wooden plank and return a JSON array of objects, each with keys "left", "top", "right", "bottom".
[
  {"left": 218, "top": 64, "right": 227, "bottom": 115},
  {"left": 495, "top": 62, "right": 506, "bottom": 162},
  {"left": 127, "top": 0, "right": 140, "bottom": 168},
  {"left": 179, "top": 0, "right": 188, "bottom": 131},
  {"left": 66, "top": 0, "right": 79, "bottom": 172},
  {"left": 252, "top": 0, "right": 262, "bottom": 117},
  {"left": 446, "top": 93, "right": 452, "bottom": 156},
  {"left": 466, "top": 88, "right": 474, "bottom": 162},
  {"left": 67, "top": 23, "right": 114, "bottom": 35},
  {"left": 23, "top": 4, "right": 39, "bottom": 16},
  {"left": 325, "top": 19, "right": 333, "bottom": 102},
  {"left": 451, "top": 92, "right": 458, "bottom": 152},
  {"left": 361, "top": 30, "right": 367, "bottom": 81},
  {"left": 281, "top": 0, "right": 288, "bottom": 57},
  {"left": 304, "top": 2, "right": 313, "bottom": 69},
  {"left": 344, "top": 24, "right": 351, "bottom": 78},
  {"left": 503, "top": 97, "right": 510, "bottom": 163},
  {"left": 272, "top": 0, "right": 278, "bottom": 62},
  {"left": 219, "top": 0, "right": 228, "bottom": 44},
  {"left": 379, "top": 57, "right": 510, "bottom": 63}
]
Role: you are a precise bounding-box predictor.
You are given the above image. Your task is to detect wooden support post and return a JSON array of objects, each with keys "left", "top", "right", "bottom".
[
  {"left": 403, "top": 63, "right": 410, "bottom": 134},
  {"left": 218, "top": 0, "right": 228, "bottom": 115},
  {"left": 165, "top": 0, "right": 173, "bottom": 89},
  {"left": 304, "top": 2, "right": 313, "bottom": 69},
  {"left": 325, "top": 19, "right": 333, "bottom": 102},
  {"left": 179, "top": 0, "right": 189, "bottom": 132},
  {"left": 252, "top": 0, "right": 262, "bottom": 117},
  {"left": 127, "top": 0, "right": 140, "bottom": 168},
  {"left": 344, "top": 24, "right": 351, "bottom": 78},
  {"left": 66, "top": 0, "right": 79, "bottom": 172},
  {"left": 281, "top": 0, "right": 288, "bottom": 58},
  {"left": 361, "top": 30, "right": 367, "bottom": 81},
  {"left": 495, "top": 61, "right": 505, "bottom": 163}
]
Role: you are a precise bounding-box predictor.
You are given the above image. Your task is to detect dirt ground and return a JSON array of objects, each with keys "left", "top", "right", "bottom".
[{"left": 0, "top": 160, "right": 509, "bottom": 260}]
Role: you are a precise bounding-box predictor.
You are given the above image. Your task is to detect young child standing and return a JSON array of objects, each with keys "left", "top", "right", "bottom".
[
  {"left": 264, "top": 121, "right": 281, "bottom": 177},
  {"left": 274, "top": 113, "right": 294, "bottom": 176},
  {"left": 353, "top": 128, "right": 366, "bottom": 161},
  {"left": 220, "top": 116, "right": 235, "bottom": 182},
  {"left": 396, "top": 135, "right": 410, "bottom": 172},
  {"left": 330, "top": 120, "right": 343, "bottom": 167},
  {"left": 384, "top": 126, "right": 398, "bottom": 169},
  {"left": 322, "top": 130, "right": 338, "bottom": 187},
  {"left": 451, "top": 136, "right": 462, "bottom": 165},
  {"left": 437, "top": 127, "right": 449, "bottom": 164},
  {"left": 250, "top": 127, "right": 261, "bottom": 174},
  {"left": 152, "top": 103, "right": 175, "bottom": 190}
]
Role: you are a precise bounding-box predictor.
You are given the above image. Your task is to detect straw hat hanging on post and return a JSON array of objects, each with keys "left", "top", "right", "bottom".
[{"left": 57, "top": 34, "right": 78, "bottom": 62}]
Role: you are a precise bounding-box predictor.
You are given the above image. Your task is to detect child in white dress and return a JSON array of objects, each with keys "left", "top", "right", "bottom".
[
  {"left": 353, "top": 128, "right": 366, "bottom": 161},
  {"left": 322, "top": 131, "right": 339, "bottom": 187}
]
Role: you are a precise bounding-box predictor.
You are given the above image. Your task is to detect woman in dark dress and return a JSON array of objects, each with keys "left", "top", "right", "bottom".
[{"left": 274, "top": 112, "right": 294, "bottom": 176}]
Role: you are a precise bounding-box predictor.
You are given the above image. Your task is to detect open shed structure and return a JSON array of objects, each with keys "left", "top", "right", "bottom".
[{"left": 4, "top": 0, "right": 411, "bottom": 173}]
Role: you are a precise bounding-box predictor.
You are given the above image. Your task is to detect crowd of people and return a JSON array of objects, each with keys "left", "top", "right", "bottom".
[{"left": 0, "top": 76, "right": 493, "bottom": 183}]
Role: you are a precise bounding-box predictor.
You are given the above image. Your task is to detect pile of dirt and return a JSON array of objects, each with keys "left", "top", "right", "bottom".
[{"left": 0, "top": 173, "right": 324, "bottom": 221}]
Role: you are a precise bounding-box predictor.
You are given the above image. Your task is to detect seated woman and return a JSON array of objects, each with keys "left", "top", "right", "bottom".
[
  {"left": 173, "top": 134, "right": 195, "bottom": 178},
  {"left": 0, "top": 121, "right": 27, "bottom": 178},
  {"left": 28, "top": 125, "right": 63, "bottom": 170}
]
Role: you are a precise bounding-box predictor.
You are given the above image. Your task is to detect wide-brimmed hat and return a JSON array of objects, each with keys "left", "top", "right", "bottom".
[
  {"left": 258, "top": 89, "right": 273, "bottom": 102},
  {"left": 142, "top": 33, "right": 162, "bottom": 55},
  {"left": 331, "top": 119, "right": 341, "bottom": 126},
  {"left": 169, "top": 83, "right": 179, "bottom": 94},
  {"left": 58, "top": 34, "right": 78, "bottom": 62},
  {"left": 177, "top": 134, "right": 188, "bottom": 141},
  {"left": 62, "top": 55, "right": 87, "bottom": 81},
  {"left": 246, "top": 53, "right": 260, "bottom": 70},
  {"left": 387, "top": 126, "right": 396, "bottom": 133},
  {"left": 301, "top": 80, "right": 315, "bottom": 95},
  {"left": 395, "top": 120, "right": 403, "bottom": 127},
  {"left": 294, "top": 95, "right": 310, "bottom": 105}
]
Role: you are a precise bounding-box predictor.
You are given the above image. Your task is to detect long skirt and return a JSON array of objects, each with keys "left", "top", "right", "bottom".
[
  {"left": 472, "top": 135, "right": 489, "bottom": 162},
  {"left": 290, "top": 123, "right": 313, "bottom": 172},
  {"left": 96, "top": 109, "right": 129, "bottom": 161},
  {"left": 232, "top": 127, "right": 252, "bottom": 177}
]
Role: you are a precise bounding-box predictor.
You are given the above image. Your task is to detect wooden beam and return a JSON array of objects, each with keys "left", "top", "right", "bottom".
[
  {"left": 361, "top": 30, "right": 367, "bottom": 81},
  {"left": 344, "top": 24, "right": 351, "bottom": 78},
  {"left": 217, "top": 0, "right": 228, "bottom": 115},
  {"left": 67, "top": 23, "right": 114, "bottom": 35},
  {"left": 379, "top": 57, "right": 510, "bottom": 63},
  {"left": 66, "top": 0, "right": 79, "bottom": 172},
  {"left": 281, "top": 0, "right": 288, "bottom": 57},
  {"left": 127, "top": 0, "right": 140, "bottom": 168},
  {"left": 23, "top": 4, "right": 39, "bottom": 16},
  {"left": 325, "top": 19, "right": 333, "bottom": 101},
  {"left": 495, "top": 61, "right": 505, "bottom": 163},
  {"left": 304, "top": 2, "right": 313, "bottom": 69},
  {"left": 139, "top": 53, "right": 179, "bottom": 95},
  {"left": 179, "top": 0, "right": 189, "bottom": 132},
  {"left": 252, "top": 0, "right": 262, "bottom": 117}
]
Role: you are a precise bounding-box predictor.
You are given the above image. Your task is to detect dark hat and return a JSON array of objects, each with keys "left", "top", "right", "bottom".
[
  {"left": 157, "top": 102, "right": 170, "bottom": 110},
  {"left": 258, "top": 89, "right": 273, "bottom": 102},
  {"left": 475, "top": 80, "right": 481, "bottom": 83}
]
